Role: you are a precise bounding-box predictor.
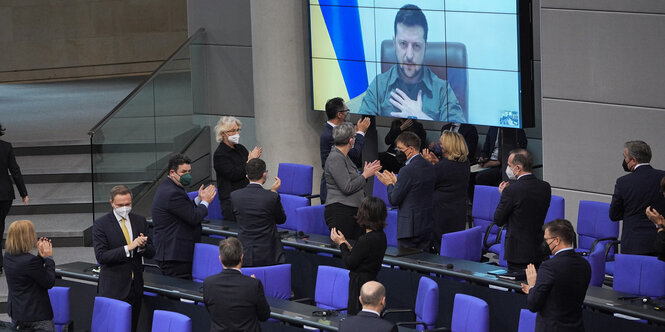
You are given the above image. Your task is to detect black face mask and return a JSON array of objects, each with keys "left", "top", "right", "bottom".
[
  {"left": 622, "top": 159, "right": 632, "bottom": 172},
  {"left": 541, "top": 240, "right": 552, "bottom": 256},
  {"left": 395, "top": 150, "right": 407, "bottom": 165}
]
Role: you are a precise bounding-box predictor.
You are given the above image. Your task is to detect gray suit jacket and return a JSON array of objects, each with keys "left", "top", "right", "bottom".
[{"left": 324, "top": 147, "right": 365, "bottom": 207}]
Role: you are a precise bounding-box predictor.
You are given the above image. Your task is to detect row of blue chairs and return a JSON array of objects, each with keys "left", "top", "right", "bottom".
[{"left": 47, "top": 287, "right": 190, "bottom": 332}]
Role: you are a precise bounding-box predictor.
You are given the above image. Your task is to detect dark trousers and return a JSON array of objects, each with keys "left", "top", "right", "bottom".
[
  {"left": 0, "top": 200, "right": 12, "bottom": 268},
  {"left": 324, "top": 203, "right": 361, "bottom": 241},
  {"left": 127, "top": 279, "right": 143, "bottom": 332},
  {"left": 508, "top": 260, "right": 542, "bottom": 272},
  {"left": 475, "top": 166, "right": 502, "bottom": 187},
  {"left": 157, "top": 260, "right": 193, "bottom": 280},
  {"left": 219, "top": 197, "right": 235, "bottom": 221},
  {"left": 398, "top": 233, "right": 432, "bottom": 251}
]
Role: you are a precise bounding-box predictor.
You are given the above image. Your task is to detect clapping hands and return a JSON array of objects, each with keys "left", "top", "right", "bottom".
[{"left": 37, "top": 237, "right": 53, "bottom": 258}]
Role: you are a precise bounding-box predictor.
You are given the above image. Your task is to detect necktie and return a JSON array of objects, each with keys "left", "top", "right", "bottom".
[
  {"left": 120, "top": 218, "right": 134, "bottom": 279},
  {"left": 120, "top": 218, "right": 131, "bottom": 245}
]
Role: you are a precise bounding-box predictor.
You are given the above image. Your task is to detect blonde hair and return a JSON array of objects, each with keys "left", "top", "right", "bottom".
[
  {"left": 439, "top": 130, "right": 468, "bottom": 162},
  {"left": 214, "top": 116, "right": 242, "bottom": 143},
  {"left": 6, "top": 220, "right": 37, "bottom": 255}
]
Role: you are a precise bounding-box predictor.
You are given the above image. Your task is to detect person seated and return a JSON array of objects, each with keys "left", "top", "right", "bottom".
[
  {"left": 379, "top": 119, "right": 427, "bottom": 173},
  {"left": 475, "top": 126, "right": 527, "bottom": 187},
  {"left": 203, "top": 238, "right": 270, "bottom": 332},
  {"left": 339, "top": 281, "right": 397, "bottom": 332}
]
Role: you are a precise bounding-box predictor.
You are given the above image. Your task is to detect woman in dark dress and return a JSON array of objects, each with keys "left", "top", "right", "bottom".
[
  {"left": 213, "top": 116, "right": 262, "bottom": 221},
  {"left": 330, "top": 196, "right": 388, "bottom": 315},
  {"left": 423, "top": 130, "right": 470, "bottom": 251},
  {"left": 5, "top": 220, "right": 55, "bottom": 331}
]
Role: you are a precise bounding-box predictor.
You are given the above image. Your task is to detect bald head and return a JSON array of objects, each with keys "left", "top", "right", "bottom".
[{"left": 359, "top": 281, "right": 387, "bottom": 311}]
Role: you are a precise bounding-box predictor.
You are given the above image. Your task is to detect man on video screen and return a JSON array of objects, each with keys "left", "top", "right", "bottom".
[{"left": 358, "top": 4, "right": 464, "bottom": 122}]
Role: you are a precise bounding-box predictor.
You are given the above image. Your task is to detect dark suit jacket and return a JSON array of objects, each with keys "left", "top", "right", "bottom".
[
  {"left": 527, "top": 249, "right": 591, "bottom": 332},
  {"left": 339, "top": 310, "right": 397, "bottom": 332},
  {"left": 0, "top": 140, "right": 27, "bottom": 201},
  {"left": 385, "top": 119, "right": 427, "bottom": 151},
  {"left": 656, "top": 231, "right": 665, "bottom": 262},
  {"left": 93, "top": 212, "right": 155, "bottom": 300},
  {"left": 320, "top": 122, "right": 366, "bottom": 202},
  {"left": 433, "top": 158, "right": 470, "bottom": 236},
  {"left": 4, "top": 252, "right": 55, "bottom": 322},
  {"left": 609, "top": 165, "right": 665, "bottom": 254},
  {"left": 440, "top": 123, "right": 478, "bottom": 162},
  {"left": 340, "top": 230, "right": 387, "bottom": 314},
  {"left": 152, "top": 178, "right": 208, "bottom": 262},
  {"left": 494, "top": 174, "right": 551, "bottom": 264},
  {"left": 213, "top": 142, "right": 249, "bottom": 200},
  {"left": 480, "top": 127, "right": 527, "bottom": 160},
  {"left": 231, "top": 183, "right": 287, "bottom": 267},
  {"left": 203, "top": 269, "right": 271, "bottom": 332},
  {"left": 388, "top": 154, "right": 435, "bottom": 239}
]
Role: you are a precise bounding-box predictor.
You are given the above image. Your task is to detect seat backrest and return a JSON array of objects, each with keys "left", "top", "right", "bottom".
[
  {"left": 451, "top": 293, "right": 490, "bottom": 332},
  {"left": 614, "top": 254, "right": 665, "bottom": 297},
  {"left": 187, "top": 191, "right": 223, "bottom": 220},
  {"left": 381, "top": 40, "right": 468, "bottom": 117},
  {"left": 517, "top": 308, "right": 536, "bottom": 332},
  {"left": 440, "top": 226, "right": 483, "bottom": 261},
  {"left": 48, "top": 286, "right": 70, "bottom": 332},
  {"left": 472, "top": 185, "right": 501, "bottom": 233},
  {"left": 372, "top": 176, "right": 394, "bottom": 209},
  {"left": 242, "top": 264, "right": 292, "bottom": 300},
  {"left": 278, "top": 194, "right": 309, "bottom": 231},
  {"left": 544, "top": 195, "right": 565, "bottom": 223},
  {"left": 295, "top": 205, "right": 328, "bottom": 236},
  {"left": 92, "top": 296, "right": 132, "bottom": 332},
  {"left": 414, "top": 277, "right": 439, "bottom": 330},
  {"left": 385, "top": 210, "right": 398, "bottom": 247},
  {"left": 151, "top": 310, "right": 192, "bottom": 332},
  {"left": 315, "top": 265, "right": 350, "bottom": 310},
  {"left": 577, "top": 200, "right": 619, "bottom": 253},
  {"left": 581, "top": 245, "right": 606, "bottom": 287},
  {"left": 277, "top": 163, "right": 313, "bottom": 196},
  {"left": 192, "top": 243, "right": 223, "bottom": 283}
]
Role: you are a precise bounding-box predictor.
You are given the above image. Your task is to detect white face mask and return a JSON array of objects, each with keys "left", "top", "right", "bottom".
[
  {"left": 114, "top": 206, "right": 132, "bottom": 219},
  {"left": 505, "top": 165, "right": 517, "bottom": 180},
  {"left": 228, "top": 134, "right": 240, "bottom": 145}
]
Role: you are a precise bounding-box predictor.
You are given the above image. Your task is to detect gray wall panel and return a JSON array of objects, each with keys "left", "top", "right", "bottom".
[
  {"left": 187, "top": 0, "right": 252, "bottom": 46},
  {"left": 542, "top": 98, "right": 665, "bottom": 195},
  {"left": 541, "top": 0, "right": 665, "bottom": 13},
  {"left": 203, "top": 46, "right": 255, "bottom": 116},
  {"left": 541, "top": 9, "right": 665, "bottom": 108}
]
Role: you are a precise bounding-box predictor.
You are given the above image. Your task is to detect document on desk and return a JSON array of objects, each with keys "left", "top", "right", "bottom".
[{"left": 470, "top": 164, "right": 490, "bottom": 173}]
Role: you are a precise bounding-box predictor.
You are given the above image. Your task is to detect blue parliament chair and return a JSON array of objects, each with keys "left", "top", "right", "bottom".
[
  {"left": 91, "top": 296, "right": 131, "bottom": 332},
  {"left": 517, "top": 308, "right": 536, "bottom": 332},
  {"left": 151, "top": 310, "right": 192, "bottom": 332},
  {"left": 449, "top": 294, "right": 490, "bottom": 332},
  {"left": 277, "top": 163, "right": 314, "bottom": 197},
  {"left": 383, "top": 277, "right": 439, "bottom": 331},
  {"left": 278, "top": 193, "right": 309, "bottom": 231},
  {"left": 472, "top": 185, "right": 502, "bottom": 250},
  {"left": 48, "top": 286, "right": 71, "bottom": 332},
  {"left": 372, "top": 176, "right": 395, "bottom": 209},
  {"left": 192, "top": 243, "right": 223, "bottom": 283},
  {"left": 577, "top": 201, "right": 619, "bottom": 258},
  {"left": 385, "top": 210, "right": 398, "bottom": 247},
  {"left": 296, "top": 204, "right": 329, "bottom": 236},
  {"left": 186, "top": 190, "right": 223, "bottom": 220},
  {"left": 242, "top": 264, "right": 292, "bottom": 300},
  {"left": 440, "top": 226, "right": 483, "bottom": 262},
  {"left": 314, "top": 265, "right": 350, "bottom": 310},
  {"left": 613, "top": 254, "right": 665, "bottom": 297},
  {"left": 581, "top": 244, "right": 607, "bottom": 287}
]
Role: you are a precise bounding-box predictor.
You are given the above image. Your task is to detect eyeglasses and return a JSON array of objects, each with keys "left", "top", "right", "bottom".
[
  {"left": 226, "top": 128, "right": 241, "bottom": 134},
  {"left": 339, "top": 109, "right": 350, "bottom": 114}
]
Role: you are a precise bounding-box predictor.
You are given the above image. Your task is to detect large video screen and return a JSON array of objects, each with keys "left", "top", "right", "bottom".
[{"left": 308, "top": 0, "right": 534, "bottom": 128}]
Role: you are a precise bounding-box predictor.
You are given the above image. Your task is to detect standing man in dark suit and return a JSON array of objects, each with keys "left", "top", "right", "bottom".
[
  {"left": 522, "top": 219, "right": 591, "bottom": 332},
  {"left": 152, "top": 154, "right": 216, "bottom": 279},
  {"left": 339, "top": 281, "right": 397, "bottom": 332},
  {"left": 610, "top": 141, "right": 665, "bottom": 255},
  {"left": 203, "top": 237, "right": 270, "bottom": 332},
  {"left": 376, "top": 131, "right": 435, "bottom": 250},
  {"left": 476, "top": 126, "right": 527, "bottom": 187},
  {"left": 93, "top": 185, "right": 155, "bottom": 332},
  {"left": 231, "top": 158, "right": 286, "bottom": 266},
  {"left": 320, "top": 97, "right": 370, "bottom": 203},
  {"left": 0, "top": 124, "right": 28, "bottom": 274},
  {"left": 494, "top": 149, "right": 551, "bottom": 271}
]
